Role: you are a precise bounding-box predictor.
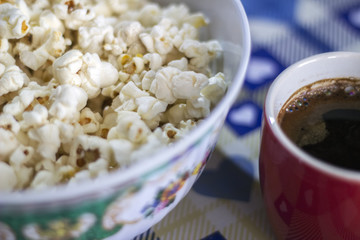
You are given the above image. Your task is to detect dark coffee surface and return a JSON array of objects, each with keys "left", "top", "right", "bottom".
[{"left": 278, "top": 78, "right": 360, "bottom": 171}]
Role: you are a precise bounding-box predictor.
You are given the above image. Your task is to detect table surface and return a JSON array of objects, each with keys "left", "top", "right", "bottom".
[{"left": 135, "top": 0, "right": 360, "bottom": 239}]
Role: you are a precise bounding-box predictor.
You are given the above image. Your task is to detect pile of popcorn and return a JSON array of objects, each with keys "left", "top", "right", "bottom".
[{"left": 0, "top": 0, "right": 227, "bottom": 191}]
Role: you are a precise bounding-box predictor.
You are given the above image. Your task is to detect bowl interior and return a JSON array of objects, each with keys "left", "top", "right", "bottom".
[{"left": 0, "top": 0, "right": 251, "bottom": 204}]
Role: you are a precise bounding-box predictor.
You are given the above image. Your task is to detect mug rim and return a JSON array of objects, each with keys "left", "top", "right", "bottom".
[{"left": 264, "top": 51, "right": 360, "bottom": 181}]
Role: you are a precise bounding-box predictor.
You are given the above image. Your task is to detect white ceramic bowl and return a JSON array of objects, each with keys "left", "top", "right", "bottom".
[{"left": 0, "top": 0, "right": 250, "bottom": 239}]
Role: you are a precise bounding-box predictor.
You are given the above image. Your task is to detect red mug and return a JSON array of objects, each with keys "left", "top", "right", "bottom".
[{"left": 259, "top": 52, "right": 360, "bottom": 240}]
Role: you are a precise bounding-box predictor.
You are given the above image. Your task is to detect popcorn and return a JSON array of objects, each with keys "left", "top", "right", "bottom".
[
  {"left": 167, "top": 57, "right": 188, "bottom": 71},
  {"left": 49, "top": 84, "right": 88, "bottom": 122},
  {"left": 53, "top": 50, "right": 119, "bottom": 98},
  {"left": 88, "top": 158, "right": 108, "bottom": 177},
  {"left": 80, "top": 52, "right": 119, "bottom": 98},
  {"left": 0, "top": 113, "right": 20, "bottom": 134},
  {"left": 140, "top": 18, "right": 175, "bottom": 55},
  {"left": 143, "top": 53, "right": 162, "bottom": 70},
  {"left": 20, "top": 30, "right": 67, "bottom": 71},
  {"left": 171, "top": 71, "right": 208, "bottom": 100},
  {"left": 150, "top": 66, "right": 181, "bottom": 104},
  {"left": 138, "top": 3, "right": 161, "bottom": 27},
  {"left": 185, "top": 96, "right": 211, "bottom": 119},
  {"left": 166, "top": 97, "right": 211, "bottom": 124},
  {"left": 172, "top": 23, "right": 198, "bottom": 49},
  {"left": 28, "top": 123, "right": 60, "bottom": 161},
  {"left": 98, "top": 112, "right": 117, "bottom": 139},
  {"left": 21, "top": 104, "right": 48, "bottom": 130},
  {"left": 69, "top": 135, "right": 113, "bottom": 168},
  {"left": 9, "top": 145, "right": 34, "bottom": 167},
  {"left": 39, "top": 10, "right": 65, "bottom": 33},
  {"left": 79, "top": 107, "right": 103, "bottom": 134},
  {"left": 0, "top": 128, "right": 18, "bottom": 159},
  {"left": 101, "top": 81, "right": 124, "bottom": 98},
  {"left": 136, "top": 96, "right": 167, "bottom": 120},
  {"left": 166, "top": 103, "right": 187, "bottom": 125},
  {"left": 30, "top": 170, "right": 56, "bottom": 189},
  {"left": 2, "top": 82, "right": 50, "bottom": 117},
  {"left": 14, "top": 165, "right": 33, "bottom": 189},
  {"left": 0, "top": 162, "right": 17, "bottom": 191},
  {"left": 115, "top": 21, "right": 143, "bottom": 46},
  {"left": 0, "top": 0, "right": 226, "bottom": 191},
  {"left": 179, "top": 39, "right": 222, "bottom": 69},
  {"left": 0, "top": 3, "right": 29, "bottom": 39},
  {"left": 129, "top": 132, "right": 164, "bottom": 162},
  {"left": 201, "top": 72, "right": 227, "bottom": 104},
  {"left": 141, "top": 70, "right": 156, "bottom": 91},
  {"left": 0, "top": 39, "right": 11, "bottom": 53},
  {"left": 53, "top": 2, "right": 96, "bottom": 30},
  {"left": 0, "top": 65, "right": 29, "bottom": 96},
  {"left": 52, "top": 49, "right": 83, "bottom": 87},
  {"left": 77, "top": 16, "right": 113, "bottom": 55},
  {"left": 108, "top": 111, "right": 150, "bottom": 143},
  {"left": 54, "top": 120, "right": 83, "bottom": 146},
  {"left": 109, "top": 139, "right": 133, "bottom": 165},
  {"left": 119, "top": 81, "right": 149, "bottom": 103},
  {"left": 0, "top": 52, "right": 16, "bottom": 67}
]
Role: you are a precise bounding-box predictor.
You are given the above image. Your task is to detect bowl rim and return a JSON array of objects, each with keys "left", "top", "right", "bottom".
[{"left": 0, "top": 0, "right": 251, "bottom": 205}]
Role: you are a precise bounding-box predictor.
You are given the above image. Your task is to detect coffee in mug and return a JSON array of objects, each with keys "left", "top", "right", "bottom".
[{"left": 278, "top": 78, "right": 360, "bottom": 170}]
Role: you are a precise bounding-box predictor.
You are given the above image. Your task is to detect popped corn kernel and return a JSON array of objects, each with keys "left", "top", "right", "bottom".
[
  {"left": 21, "top": 104, "right": 48, "bottom": 130},
  {"left": 79, "top": 107, "right": 103, "bottom": 134},
  {"left": 0, "top": 162, "right": 17, "bottom": 191},
  {"left": 0, "top": 3, "right": 29, "bottom": 39},
  {"left": 49, "top": 84, "right": 88, "bottom": 122},
  {"left": 136, "top": 96, "right": 167, "bottom": 120},
  {"left": 109, "top": 139, "right": 133, "bottom": 165},
  {"left": 201, "top": 72, "right": 227, "bottom": 104},
  {"left": 80, "top": 52, "right": 119, "bottom": 98},
  {"left": 143, "top": 53, "right": 162, "bottom": 70},
  {"left": 171, "top": 71, "right": 208, "bottom": 100},
  {"left": 69, "top": 134, "right": 113, "bottom": 168},
  {"left": 9, "top": 145, "right": 34, "bottom": 167},
  {"left": 30, "top": 170, "right": 55, "bottom": 190},
  {"left": 52, "top": 49, "right": 83, "bottom": 87},
  {"left": 150, "top": 66, "right": 181, "bottom": 104},
  {"left": 179, "top": 39, "right": 222, "bottom": 69},
  {"left": 108, "top": 111, "right": 150, "bottom": 143},
  {"left": 0, "top": 128, "right": 18, "bottom": 158},
  {"left": 0, "top": 65, "right": 29, "bottom": 96},
  {"left": 2, "top": 82, "right": 50, "bottom": 117},
  {"left": 0, "top": 113, "right": 20, "bottom": 134},
  {"left": 20, "top": 30, "right": 67, "bottom": 71},
  {"left": 28, "top": 123, "right": 61, "bottom": 161}
]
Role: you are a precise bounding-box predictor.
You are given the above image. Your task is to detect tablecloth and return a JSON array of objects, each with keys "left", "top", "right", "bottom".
[{"left": 135, "top": 0, "right": 360, "bottom": 239}]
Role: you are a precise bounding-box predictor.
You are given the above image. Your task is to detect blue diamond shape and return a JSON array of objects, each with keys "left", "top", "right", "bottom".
[
  {"left": 340, "top": 3, "right": 360, "bottom": 33},
  {"left": 193, "top": 156, "right": 254, "bottom": 202},
  {"left": 242, "top": 0, "right": 297, "bottom": 23},
  {"left": 226, "top": 100, "right": 263, "bottom": 136},
  {"left": 244, "top": 49, "right": 285, "bottom": 90}
]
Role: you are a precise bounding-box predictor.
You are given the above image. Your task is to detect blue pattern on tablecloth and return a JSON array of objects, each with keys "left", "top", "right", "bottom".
[
  {"left": 201, "top": 231, "right": 227, "bottom": 240},
  {"left": 226, "top": 100, "right": 262, "bottom": 136},
  {"left": 243, "top": 49, "right": 285, "bottom": 90},
  {"left": 340, "top": 3, "right": 360, "bottom": 32},
  {"left": 242, "top": 0, "right": 297, "bottom": 23},
  {"left": 193, "top": 156, "right": 254, "bottom": 202}
]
